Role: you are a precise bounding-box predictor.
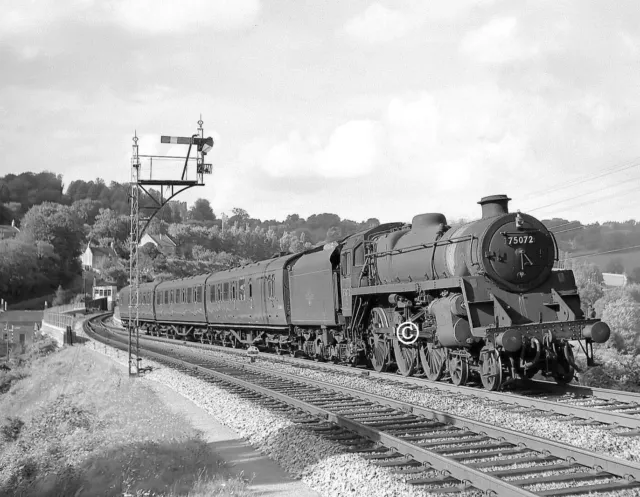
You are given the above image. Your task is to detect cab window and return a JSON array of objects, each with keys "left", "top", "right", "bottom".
[{"left": 354, "top": 243, "right": 365, "bottom": 266}]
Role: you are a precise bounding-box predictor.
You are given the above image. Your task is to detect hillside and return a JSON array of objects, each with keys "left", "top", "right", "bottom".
[{"left": 2, "top": 170, "right": 640, "bottom": 307}]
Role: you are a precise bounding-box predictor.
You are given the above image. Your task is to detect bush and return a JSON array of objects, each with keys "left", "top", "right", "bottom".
[
  {"left": 577, "top": 348, "right": 640, "bottom": 392},
  {"left": 1, "top": 417, "right": 24, "bottom": 442},
  {"left": 601, "top": 296, "right": 640, "bottom": 354},
  {"left": 0, "top": 369, "right": 28, "bottom": 395}
]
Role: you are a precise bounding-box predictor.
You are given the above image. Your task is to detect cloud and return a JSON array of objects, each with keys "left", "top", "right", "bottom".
[
  {"left": 344, "top": 3, "right": 421, "bottom": 44},
  {"left": 344, "top": 0, "right": 494, "bottom": 44},
  {"left": 111, "top": 0, "right": 261, "bottom": 33},
  {"left": 0, "top": 0, "right": 260, "bottom": 40},
  {"left": 256, "top": 121, "right": 382, "bottom": 179},
  {"left": 460, "top": 17, "right": 540, "bottom": 64}
]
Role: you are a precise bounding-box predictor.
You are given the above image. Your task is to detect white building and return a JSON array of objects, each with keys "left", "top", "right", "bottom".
[{"left": 602, "top": 272, "right": 628, "bottom": 287}]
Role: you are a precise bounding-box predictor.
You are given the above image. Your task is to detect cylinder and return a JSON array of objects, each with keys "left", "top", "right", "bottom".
[
  {"left": 582, "top": 322, "right": 611, "bottom": 343},
  {"left": 496, "top": 329, "right": 523, "bottom": 352},
  {"left": 449, "top": 295, "right": 467, "bottom": 317},
  {"left": 437, "top": 318, "right": 473, "bottom": 348}
]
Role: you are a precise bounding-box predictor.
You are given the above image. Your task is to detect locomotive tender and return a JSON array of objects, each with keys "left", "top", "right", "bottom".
[{"left": 119, "top": 195, "right": 610, "bottom": 390}]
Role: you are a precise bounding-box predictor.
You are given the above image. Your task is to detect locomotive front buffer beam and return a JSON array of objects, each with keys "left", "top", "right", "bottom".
[{"left": 484, "top": 318, "right": 611, "bottom": 370}]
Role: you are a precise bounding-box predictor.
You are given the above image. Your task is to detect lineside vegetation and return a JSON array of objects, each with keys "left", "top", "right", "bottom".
[{"left": 0, "top": 336, "right": 250, "bottom": 497}]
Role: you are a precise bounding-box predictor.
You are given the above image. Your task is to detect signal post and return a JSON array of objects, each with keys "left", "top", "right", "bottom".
[{"left": 128, "top": 118, "right": 214, "bottom": 376}]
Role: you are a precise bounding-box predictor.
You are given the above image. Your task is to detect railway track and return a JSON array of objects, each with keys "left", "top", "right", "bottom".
[
  {"left": 104, "top": 316, "right": 640, "bottom": 432},
  {"left": 85, "top": 315, "right": 640, "bottom": 496}
]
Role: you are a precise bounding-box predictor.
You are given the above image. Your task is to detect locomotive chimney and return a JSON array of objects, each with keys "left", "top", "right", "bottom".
[{"left": 478, "top": 194, "right": 511, "bottom": 219}]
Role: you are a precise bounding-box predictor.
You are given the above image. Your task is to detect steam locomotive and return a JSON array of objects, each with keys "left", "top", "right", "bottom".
[{"left": 119, "top": 194, "right": 610, "bottom": 390}]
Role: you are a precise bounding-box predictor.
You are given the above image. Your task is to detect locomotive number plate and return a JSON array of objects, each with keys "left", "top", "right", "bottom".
[{"left": 506, "top": 234, "right": 536, "bottom": 246}]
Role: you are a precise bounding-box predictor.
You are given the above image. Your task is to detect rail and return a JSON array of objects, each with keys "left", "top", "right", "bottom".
[
  {"left": 85, "top": 316, "right": 640, "bottom": 496},
  {"left": 100, "top": 317, "right": 640, "bottom": 431}
]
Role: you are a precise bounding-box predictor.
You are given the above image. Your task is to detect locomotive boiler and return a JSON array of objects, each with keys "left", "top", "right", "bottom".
[{"left": 119, "top": 194, "right": 610, "bottom": 391}]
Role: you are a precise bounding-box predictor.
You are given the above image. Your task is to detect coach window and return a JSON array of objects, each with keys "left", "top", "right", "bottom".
[
  {"left": 187, "top": 287, "right": 193, "bottom": 303},
  {"left": 223, "top": 282, "right": 229, "bottom": 301},
  {"left": 156, "top": 292, "right": 161, "bottom": 305},
  {"left": 180, "top": 288, "right": 185, "bottom": 303},
  {"left": 197, "top": 285, "right": 203, "bottom": 303},
  {"left": 216, "top": 284, "right": 221, "bottom": 302},
  {"left": 239, "top": 278, "right": 245, "bottom": 300},
  {"left": 170, "top": 290, "right": 174, "bottom": 304},
  {"left": 231, "top": 282, "right": 237, "bottom": 300},
  {"left": 164, "top": 290, "right": 169, "bottom": 305},
  {"left": 174, "top": 289, "right": 179, "bottom": 303},
  {"left": 248, "top": 280, "right": 252, "bottom": 299}
]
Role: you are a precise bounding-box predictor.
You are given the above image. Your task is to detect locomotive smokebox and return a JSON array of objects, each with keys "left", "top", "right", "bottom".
[{"left": 478, "top": 194, "right": 511, "bottom": 219}]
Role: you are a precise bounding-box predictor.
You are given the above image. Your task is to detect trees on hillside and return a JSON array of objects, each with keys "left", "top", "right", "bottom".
[
  {"left": 0, "top": 172, "right": 65, "bottom": 220},
  {"left": 0, "top": 239, "right": 61, "bottom": 302},
  {"left": 88, "top": 208, "right": 129, "bottom": 255},
  {"left": 605, "top": 259, "right": 625, "bottom": 274},
  {"left": 20, "top": 202, "right": 84, "bottom": 272},
  {"left": 566, "top": 260, "right": 604, "bottom": 311},
  {"left": 189, "top": 198, "right": 216, "bottom": 222}
]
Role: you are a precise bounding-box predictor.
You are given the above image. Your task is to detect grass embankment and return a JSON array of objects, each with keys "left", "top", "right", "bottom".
[
  {"left": 576, "top": 347, "right": 640, "bottom": 392},
  {"left": 0, "top": 336, "right": 251, "bottom": 497}
]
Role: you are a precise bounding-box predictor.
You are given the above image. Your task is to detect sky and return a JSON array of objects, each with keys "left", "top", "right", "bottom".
[{"left": 1, "top": 0, "right": 640, "bottom": 224}]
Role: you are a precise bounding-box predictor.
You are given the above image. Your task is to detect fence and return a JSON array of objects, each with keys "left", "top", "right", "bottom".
[{"left": 42, "top": 311, "right": 76, "bottom": 329}]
